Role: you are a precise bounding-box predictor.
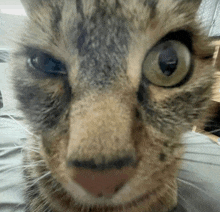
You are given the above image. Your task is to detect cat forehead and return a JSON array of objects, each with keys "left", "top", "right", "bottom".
[
  {"left": 20, "top": 0, "right": 202, "bottom": 49},
  {"left": 19, "top": 0, "right": 203, "bottom": 89},
  {"left": 21, "top": 0, "right": 201, "bottom": 22}
]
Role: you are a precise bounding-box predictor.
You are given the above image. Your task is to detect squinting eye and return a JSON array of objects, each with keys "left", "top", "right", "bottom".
[
  {"left": 142, "top": 40, "right": 191, "bottom": 87},
  {"left": 28, "top": 52, "right": 67, "bottom": 75}
]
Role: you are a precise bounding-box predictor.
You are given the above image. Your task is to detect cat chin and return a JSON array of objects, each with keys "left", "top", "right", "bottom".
[{"left": 64, "top": 180, "right": 147, "bottom": 207}]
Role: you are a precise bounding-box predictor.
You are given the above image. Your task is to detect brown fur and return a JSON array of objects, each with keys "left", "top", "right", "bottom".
[{"left": 10, "top": 0, "right": 215, "bottom": 211}]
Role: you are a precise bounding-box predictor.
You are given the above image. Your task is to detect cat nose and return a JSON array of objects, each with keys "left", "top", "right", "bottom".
[{"left": 68, "top": 157, "right": 136, "bottom": 197}]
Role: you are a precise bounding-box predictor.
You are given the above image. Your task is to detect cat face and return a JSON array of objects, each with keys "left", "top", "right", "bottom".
[{"left": 11, "top": 0, "right": 215, "bottom": 211}]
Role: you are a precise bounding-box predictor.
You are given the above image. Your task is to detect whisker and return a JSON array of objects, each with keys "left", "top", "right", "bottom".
[
  {"left": 177, "top": 158, "right": 220, "bottom": 166},
  {"left": 181, "top": 142, "right": 216, "bottom": 145},
  {"left": 27, "top": 171, "right": 51, "bottom": 188},
  {"left": 177, "top": 193, "right": 193, "bottom": 209},
  {"left": 177, "top": 178, "right": 206, "bottom": 194},
  {"left": 1, "top": 162, "right": 46, "bottom": 177},
  {"left": 15, "top": 203, "right": 26, "bottom": 211},
  {"left": 22, "top": 147, "right": 40, "bottom": 154},
  {"left": 22, "top": 145, "right": 40, "bottom": 150},
  {"left": 0, "top": 146, "right": 23, "bottom": 150},
  {"left": 50, "top": 183, "right": 64, "bottom": 194},
  {"left": 22, "top": 164, "right": 46, "bottom": 169},
  {"left": 183, "top": 132, "right": 219, "bottom": 140},
  {"left": 3, "top": 162, "right": 45, "bottom": 171},
  {"left": 178, "top": 168, "right": 191, "bottom": 173},
  {"left": 34, "top": 198, "right": 48, "bottom": 212},
  {"left": 184, "top": 151, "right": 220, "bottom": 156},
  {"left": 6, "top": 114, "right": 36, "bottom": 137},
  {"left": 207, "top": 129, "right": 220, "bottom": 134}
]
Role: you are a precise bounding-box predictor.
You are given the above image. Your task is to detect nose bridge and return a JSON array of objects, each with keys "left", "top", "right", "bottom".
[
  {"left": 76, "top": 13, "right": 129, "bottom": 87},
  {"left": 67, "top": 92, "right": 136, "bottom": 166}
]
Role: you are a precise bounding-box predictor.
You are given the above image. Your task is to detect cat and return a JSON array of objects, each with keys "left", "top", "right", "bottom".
[{"left": 10, "top": 0, "right": 216, "bottom": 211}]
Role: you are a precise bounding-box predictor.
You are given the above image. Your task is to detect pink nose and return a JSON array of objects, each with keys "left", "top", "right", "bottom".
[{"left": 74, "top": 167, "right": 134, "bottom": 197}]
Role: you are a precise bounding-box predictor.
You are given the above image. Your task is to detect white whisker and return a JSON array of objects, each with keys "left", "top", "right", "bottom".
[
  {"left": 6, "top": 114, "right": 38, "bottom": 137},
  {"left": 184, "top": 151, "right": 220, "bottom": 156},
  {"left": 28, "top": 171, "right": 51, "bottom": 188},
  {"left": 177, "top": 178, "right": 206, "bottom": 195},
  {"left": 206, "top": 129, "right": 220, "bottom": 134},
  {"left": 177, "top": 158, "right": 220, "bottom": 166},
  {"left": 177, "top": 193, "right": 191, "bottom": 208},
  {"left": 22, "top": 147, "right": 40, "bottom": 154},
  {"left": 0, "top": 146, "right": 23, "bottom": 150}
]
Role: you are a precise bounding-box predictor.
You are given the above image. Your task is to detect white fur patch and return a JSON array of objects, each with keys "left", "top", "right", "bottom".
[{"left": 64, "top": 179, "right": 146, "bottom": 207}]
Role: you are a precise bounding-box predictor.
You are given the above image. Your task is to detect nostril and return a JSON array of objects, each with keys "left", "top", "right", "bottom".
[
  {"left": 114, "top": 182, "right": 125, "bottom": 193},
  {"left": 97, "top": 193, "right": 103, "bottom": 198},
  {"left": 68, "top": 159, "right": 98, "bottom": 169},
  {"left": 68, "top": 156, "right": 136, "bottom": 170}
]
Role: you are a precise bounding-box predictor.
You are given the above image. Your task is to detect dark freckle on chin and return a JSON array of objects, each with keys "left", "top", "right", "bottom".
[{"left": 159, "top": 153, "right": 166, "bottom": 162}]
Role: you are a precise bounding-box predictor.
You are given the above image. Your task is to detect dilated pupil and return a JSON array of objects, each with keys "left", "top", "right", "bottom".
[
  {"left": 32, "top": 53, "right": 64, "bottom": 73},
  {"left": 159, "top": 47, "right": 178, "bottom": 76},
  {"left": 44, "top": 57, "right": 60, "bottom": 72}
]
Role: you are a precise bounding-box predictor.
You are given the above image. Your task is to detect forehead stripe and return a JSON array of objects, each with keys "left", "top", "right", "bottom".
[{"left": 76, "top": 0, "right": 84, "bottom": 18}]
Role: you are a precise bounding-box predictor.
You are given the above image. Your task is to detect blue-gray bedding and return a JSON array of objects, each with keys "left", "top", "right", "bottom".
[
  {"left": 0, "top": 62, "right": 26, "bottom": 212},
  {"left": 176, "top": 133, "right": 220, "bottom": 211},
  {"left": 0, "top": 115, "right": 26, "bottom": 212}
]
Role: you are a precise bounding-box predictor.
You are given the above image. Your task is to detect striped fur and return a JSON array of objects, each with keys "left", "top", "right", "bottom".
[{"left": 11, "top": 0, "right": 215, "bottom": 211}]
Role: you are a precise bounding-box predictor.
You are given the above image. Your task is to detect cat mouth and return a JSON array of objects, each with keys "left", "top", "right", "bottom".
[
  {"left": 108, "top": 190, "right": 157, "bottom": 211},
  {"left": 80, "top": 187, "right": 160, "bottom": 212}
]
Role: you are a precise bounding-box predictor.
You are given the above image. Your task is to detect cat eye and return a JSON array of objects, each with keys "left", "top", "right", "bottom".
[
  {"left": 142, "top": 40, "right": 191, "bottom": 87},
  {"left": 28, "top": 52, "right": 67, "bottom": 75}
]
